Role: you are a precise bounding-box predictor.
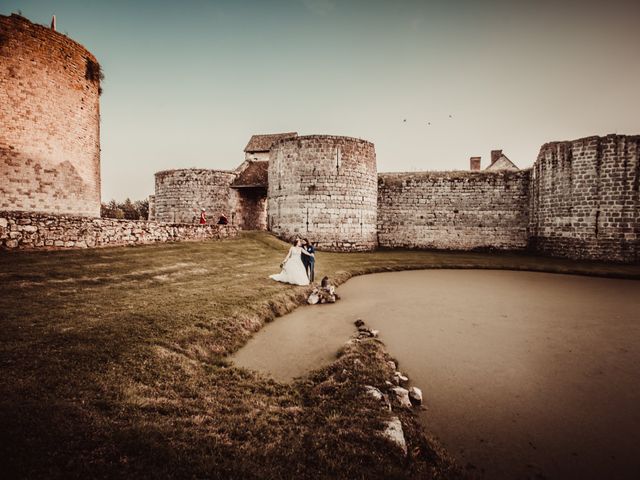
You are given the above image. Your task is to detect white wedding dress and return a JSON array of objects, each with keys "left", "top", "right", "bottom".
[{"left": 270, "top": 246, "right": 310, "bottom": 286}]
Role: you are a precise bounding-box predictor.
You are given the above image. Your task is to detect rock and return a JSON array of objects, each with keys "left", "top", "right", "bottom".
[
  {"left": 353, "top": 358, "right": 364, "bottom": 369},
  {"left": 5, "top": 239, "right": 18, "bottom": 248},
  {"left": 393, "top": 372, "right": 409, "bottom": 385},
  {"left": 0, "top": 218, "right": 7, "bottom": 228},
  {"left": 354, "top": 319, "right": 365, "bottom": 328},
  {"left": 409, "top": 387, "right": 423, "bottom": 406},
  {"left": 307, "top": 291, "right": 320, "bottom": 304},
  {"left": 391, "top": 386, "right": 412, "bottom": 409},
  {"left": 384, "top": 380, "right": 394, "bottom": 388},
  {"left": 381, "top": 417, "right": 407, "bottom": 456},
  {"left": 370, "top": 329, "right": 379, "bottom": 337},
  {"left": 364, "top": 385, "right": 383, "bottom": 401},
  {"left": 387, "top": 360, "right": 397, "bottom": 371}
]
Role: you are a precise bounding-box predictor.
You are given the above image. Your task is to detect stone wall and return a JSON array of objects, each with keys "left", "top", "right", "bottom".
[
  {"left": 529, "top": 135, "right": 639, "bottom": 262},
  {"left": 0, "top": 14, "right": 101, "bottom": 217},
  {"left": 153, "top": 169, "right": 237, "bottom": 224},
  {"left": 0, "top": 211, "right": 238, "bottom": 250},
  {"left": 377, "top": 170, "right": 531, "bottom": 250},
  {"left": 268, "top": 135, "right": 378, "bottom": 251},
  {"left": 234, "top": 188, "right": 267, "bottom": 230}
]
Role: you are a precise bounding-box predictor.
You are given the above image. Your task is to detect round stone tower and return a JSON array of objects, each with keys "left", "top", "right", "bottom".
[
  {"left": 153, "top": 169, "right": 236, "bottom": 224},
  {"left": 268, "top": 135, "right": 378, "bottom": 251},
  {"left": 0, "top": 14, "right": 101, "bottom": 217}
]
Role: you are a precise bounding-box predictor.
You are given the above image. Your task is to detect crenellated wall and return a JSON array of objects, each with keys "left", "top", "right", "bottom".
[
  {"left": 529, "top": 135, "right": 639, "bottom": 263},
  {"left": 377, "top": 170, "right": 531, "bottom": 250},
  {"left": 0, "top": 14, "right": 101, "bottom": 217},
  {"left": 268, "top": 135, "right": 378, "bottom": 251}
]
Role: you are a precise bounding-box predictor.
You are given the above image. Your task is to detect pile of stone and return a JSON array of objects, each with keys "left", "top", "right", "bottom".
[{"left": 350, "top": 319, "right": 425, "bottom": 457}]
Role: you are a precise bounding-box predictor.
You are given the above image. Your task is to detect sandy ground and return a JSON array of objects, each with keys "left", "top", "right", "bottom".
[{"left": 232, "top": 270, "right": 640, "bottom": 479}]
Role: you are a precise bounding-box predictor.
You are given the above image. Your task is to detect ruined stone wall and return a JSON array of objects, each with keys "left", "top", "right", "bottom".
[
  {"left": 0, "top": 14, "right": 101, "bottom": 217},
  {"left": 529, "top": 135, "right": 639, "bottom": 262},
  {"left": 377, "top": 170, "right": 531, "bottom": 250},
  {"left": 0, "top": 211, "right": 237, "bottom": 250},
  {"left": 268, "top": 135, "right": 377, "bottom": 251},
  {"left": 153, "top": 169, "right": 237, "bottom": 224}
]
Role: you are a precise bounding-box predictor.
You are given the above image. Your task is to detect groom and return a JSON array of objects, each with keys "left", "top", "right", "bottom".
[{"left": 302, "top": 238, "right": 316, "bottom": 282}]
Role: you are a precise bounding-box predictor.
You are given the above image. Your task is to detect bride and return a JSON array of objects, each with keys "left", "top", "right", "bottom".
[{"left": 270, "top": 238, "right": 314, "bottom": 286}]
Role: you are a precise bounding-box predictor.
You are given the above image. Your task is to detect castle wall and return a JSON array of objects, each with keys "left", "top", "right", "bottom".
[
  {"left": 377, "top": 170, "right": 531, "bottom": 250},
  {"left": 0, "top": 14, "right": 101, "bottom": 217},
  {"left": 529, "top": 135, "right": 639, "bottom": 263},
  {"left": 153, "top": 169, "right": 237, "bottom": 224},
  {"left": 0, "top": 211, "right": 237, "bottom": 250},
  {"left": 268, "top": 135, "right": 377, "bottom": 251},
  {"left": 234, "top": 188, "right": 267, "bottom": 230}
]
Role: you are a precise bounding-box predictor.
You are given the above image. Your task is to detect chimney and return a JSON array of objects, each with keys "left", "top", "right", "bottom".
[
  {"left": 470, "top": 157, "right": 481, "bottom": 171},
  {"left": 490, "top": 150, "right": 502, "bottom": 165},
  {"left": 50, "top": 15, "right": 56, "bottom": 31}
]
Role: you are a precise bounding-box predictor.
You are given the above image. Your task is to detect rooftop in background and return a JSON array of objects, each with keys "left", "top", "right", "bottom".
[
  {"left": 244, "top": 132, "right": 297, "bottom": 153},
  {"left": 231, "top": 160, "right": 269, "bottom": 188}
]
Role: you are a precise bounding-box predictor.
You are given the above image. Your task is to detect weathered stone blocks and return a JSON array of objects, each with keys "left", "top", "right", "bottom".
[
  {"left": 268, "top": 135, "right": 378, "bottom": 251},
  {"left": 377, "top": 170, "right": 531, "bottom": 251},
  {"left": 0, "top": 14, "right": 101, "bottom": 217},
  {"left": 0, "top": 211, "right": 238, "bottom": 250},
  {"left": 529, "top": 134, "right": 639, "bottom": 263}
]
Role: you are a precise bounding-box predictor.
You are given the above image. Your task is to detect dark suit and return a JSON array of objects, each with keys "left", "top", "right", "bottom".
[{"left": 305, "top": 245, "right": 315, "bottom": 282}]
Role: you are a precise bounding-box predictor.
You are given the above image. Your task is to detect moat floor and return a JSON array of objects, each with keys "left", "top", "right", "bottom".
[{"left": 233, "top": 270, "right": 640, "bottom": 480}]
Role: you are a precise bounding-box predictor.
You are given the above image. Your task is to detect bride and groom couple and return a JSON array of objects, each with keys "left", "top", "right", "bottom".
[{"left": 270, "top": 238, "right": 316, "bottom": 286}]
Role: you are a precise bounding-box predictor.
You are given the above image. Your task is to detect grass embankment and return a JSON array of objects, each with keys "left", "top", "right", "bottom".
[{"left": 1, "top": 232, "right": 638, "bottom": 479}]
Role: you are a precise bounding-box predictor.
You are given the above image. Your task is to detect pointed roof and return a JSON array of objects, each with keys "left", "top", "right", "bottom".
[
  {"left": 244, "top": 132, "right": 298, "bottom": 153},
  {"left": 485, "top": 153, "right": 519, "bottom": 171}
]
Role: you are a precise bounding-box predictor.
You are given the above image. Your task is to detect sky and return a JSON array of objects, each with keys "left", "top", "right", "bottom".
[{"left": 3, "top": 0, "right": 639, "bottom": 201}]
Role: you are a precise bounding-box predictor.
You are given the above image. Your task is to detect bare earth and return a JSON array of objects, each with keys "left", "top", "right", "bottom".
[{"left": 232, "top": 270, "right": 640, "bottom": 479}]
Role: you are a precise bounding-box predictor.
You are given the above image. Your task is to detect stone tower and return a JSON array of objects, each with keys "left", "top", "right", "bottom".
[
  {"left": 267, "top": 135, "right": 378, "bottom": 251},
  {"left": 0, "top": 14, "right": 102, "bottom": 216}
]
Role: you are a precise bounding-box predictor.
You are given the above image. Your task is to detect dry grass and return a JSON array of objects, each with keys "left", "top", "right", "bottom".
[{"left": 1, "top": 232, "right": 637, "bottom": 479}]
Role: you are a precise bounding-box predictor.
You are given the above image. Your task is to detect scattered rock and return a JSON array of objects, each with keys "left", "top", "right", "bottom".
[
  {"left": 393, "top": 372, "right": 409, "bottom": 385},
  {"left": 364, "top": 385, "right": 383, "bottom": 401},
  {"left": 354, "top": 319, "right": 365, "bottom": 328},
  {"left": 381, "top": 417, "right": 407, "bottom": 456},
  {"left": 409, "top": 386, "right": 423, "bottom": 406},
  {"left": 391, "top": 386, "right": 412, "bottom": 409}
]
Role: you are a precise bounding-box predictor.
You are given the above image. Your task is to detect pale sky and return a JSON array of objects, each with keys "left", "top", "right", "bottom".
[{"left": 3, "top": 0, "right": 639, "bottom": 201}]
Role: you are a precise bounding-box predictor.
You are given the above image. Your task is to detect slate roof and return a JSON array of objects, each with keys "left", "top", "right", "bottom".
[
  {"left": 231, "top": 161, "right": 269, "bottom": 188},
  {"left": 244, "top": 132, "right": 297, "bottom": 153}
]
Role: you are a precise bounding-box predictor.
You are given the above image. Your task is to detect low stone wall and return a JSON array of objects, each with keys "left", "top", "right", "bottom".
[
  {"left": 0, "top": 211, "right": 238, "bottom": 250},
  {"left": 377, "top": 170, "right": 531, "bottom": 250}
]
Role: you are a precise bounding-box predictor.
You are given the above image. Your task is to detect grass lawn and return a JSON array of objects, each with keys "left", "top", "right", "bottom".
[{"left": 1, "top": 232, "right": 638, "bottom": 479}]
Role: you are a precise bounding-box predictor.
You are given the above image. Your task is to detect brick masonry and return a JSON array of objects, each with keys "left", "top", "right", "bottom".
[
  {"left": 268, "top": 135, "right": 378, "bottom": 251},
  {"left": 0, "top": 211, "right": 238, "bottom": 250},
  {"left": 377, "top": 170, "right": 531, "bottom": 250},
  {"left": 529, "top": 134, "right": 639, "bottom": 263},
  {"left": 0, "top": 14, "right": 101, "bottom": 217}
]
